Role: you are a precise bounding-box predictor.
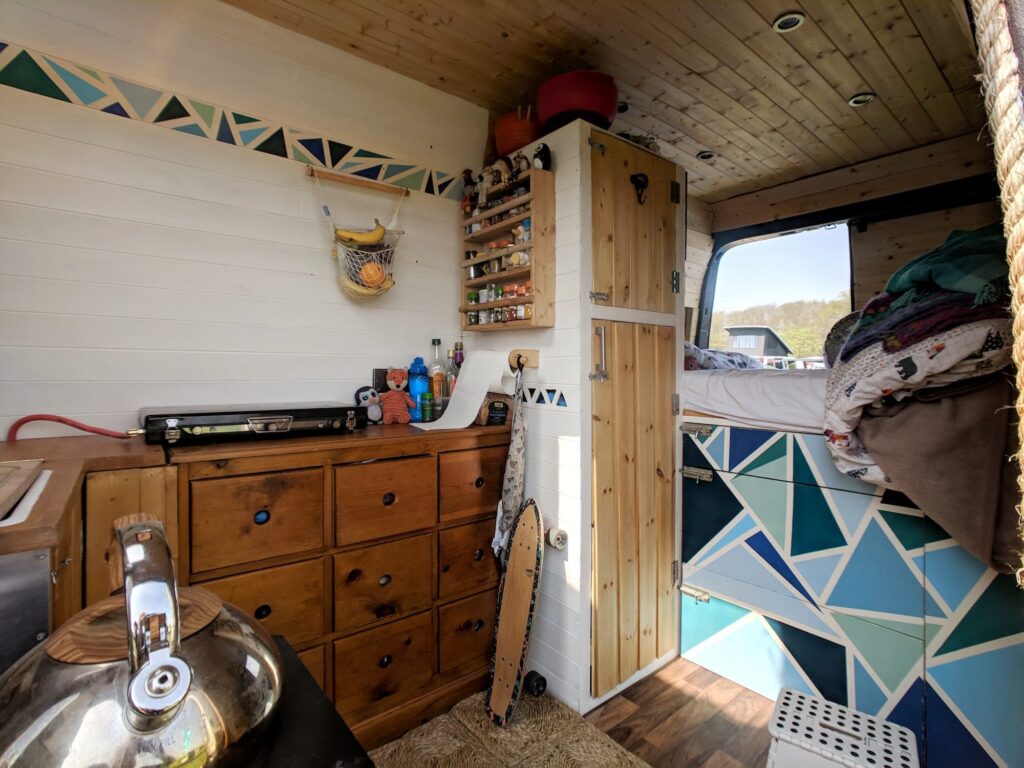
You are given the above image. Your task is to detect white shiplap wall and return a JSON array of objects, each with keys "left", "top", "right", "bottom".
[{"left": 0, "top": 0, "right": 487, "bottom": 438}]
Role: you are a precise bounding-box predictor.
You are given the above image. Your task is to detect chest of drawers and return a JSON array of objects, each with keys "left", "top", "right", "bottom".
[{"left": 167, "top": 424, "right": 510, "bottom": 749}]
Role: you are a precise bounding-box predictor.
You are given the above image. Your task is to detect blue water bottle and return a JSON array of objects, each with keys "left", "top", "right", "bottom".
[{"left": 408, "top": 357, "right": 429, "bottom": 422}]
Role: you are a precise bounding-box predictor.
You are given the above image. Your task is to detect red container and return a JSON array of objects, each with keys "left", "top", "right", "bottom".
[
  {"left": 537, "top": 71, "right": 617, "bottom": 132},
  {"left": 494, "top": 111, "right": 541, "bottom": 156}
]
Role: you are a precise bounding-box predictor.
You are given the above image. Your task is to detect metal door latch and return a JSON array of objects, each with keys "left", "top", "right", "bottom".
[
  {"left": 589, "top": 290, "right": 610, "bottom": 302},
  {"left": 681, "top": 466, "right": 713, "bottom": 483},
  {"left": 588, "top": 137, "right": 607, "bottom": 155},
  {"left": 681, "top": 424, "right": 714, "bottom": 437}
]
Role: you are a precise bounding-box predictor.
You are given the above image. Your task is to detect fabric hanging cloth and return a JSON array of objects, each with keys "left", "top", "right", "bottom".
[{"left": 492, "top": 368, "right": 526, "bottom": 558}]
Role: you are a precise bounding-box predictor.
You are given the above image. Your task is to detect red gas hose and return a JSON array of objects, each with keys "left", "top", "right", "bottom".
[{"left": 6, "top": 414, "right": 141, "bottom": 442}]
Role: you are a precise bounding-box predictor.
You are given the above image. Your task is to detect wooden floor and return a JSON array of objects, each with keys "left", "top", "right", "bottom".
[{"left": 585, "top": 658, "right": 775, "bottom": 768}]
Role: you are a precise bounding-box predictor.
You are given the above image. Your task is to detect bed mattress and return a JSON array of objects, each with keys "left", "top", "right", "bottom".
[{"left": 684, "top": 369, "right": 828, "bottom": 433}]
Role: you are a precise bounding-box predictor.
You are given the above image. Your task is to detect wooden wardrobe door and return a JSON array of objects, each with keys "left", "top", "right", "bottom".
[
  {"left": 591, "top": 320, "right": 677, "bottom": 697},
  {"left": 590, "top": 130, "right": 678, "bottom": 313}
]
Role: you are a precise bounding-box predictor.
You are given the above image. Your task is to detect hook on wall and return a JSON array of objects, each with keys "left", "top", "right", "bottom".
[{"left": 629, "top": 172, "right": 649, "bottom": 205}]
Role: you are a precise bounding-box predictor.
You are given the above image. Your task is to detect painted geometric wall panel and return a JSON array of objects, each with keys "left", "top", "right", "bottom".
[
  {"left": 681, "top": 422, "right": 1024, "bottom": 768},
  {"left": 0, "top": 40, "right": 463, "bottom": 200}
]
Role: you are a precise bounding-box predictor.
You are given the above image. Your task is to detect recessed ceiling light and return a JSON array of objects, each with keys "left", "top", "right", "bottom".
[
  {"left": 772, "top": 11, "right": 805, "bottom": 33},
  {"left": 847, "top": 92, "right": 877, "bottom": 107},
  {"left": 696, "top": 150, "right": 716, "bottom": 161}
]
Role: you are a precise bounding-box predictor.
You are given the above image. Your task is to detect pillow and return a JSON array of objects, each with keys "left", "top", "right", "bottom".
[
  {"left": 823, "top": 311, "right": 861, "bottom": 368},
  {"left": 684, "top": 341, "right": 763, "bottom": 370}
]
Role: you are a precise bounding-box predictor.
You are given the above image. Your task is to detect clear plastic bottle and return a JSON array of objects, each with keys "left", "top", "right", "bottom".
[
  {"left": 408, "top": 357, "right": 429, "bottom": 422},
  {"left": 429, "top": 338, "right": 446, "bottom": 400}
]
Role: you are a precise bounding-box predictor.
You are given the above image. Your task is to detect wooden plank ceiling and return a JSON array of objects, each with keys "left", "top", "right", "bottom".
[{"left": 223, "top": 0, "right": 985, "bottom": 202}]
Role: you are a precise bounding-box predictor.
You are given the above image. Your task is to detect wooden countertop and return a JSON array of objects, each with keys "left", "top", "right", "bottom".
[{"left": 0, "top": 436, "right": 165, "bottom": 554}]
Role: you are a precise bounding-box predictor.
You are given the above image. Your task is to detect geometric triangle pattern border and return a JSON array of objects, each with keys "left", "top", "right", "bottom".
[
  {"left": 681, "top": 421, "right": 1024, "bottom": 768},
  {"left": 0, "top": 40, "right": 463, "bottom": 201},
  {"left": 521, "top": 387, "right": 569, "bottom": 408}
]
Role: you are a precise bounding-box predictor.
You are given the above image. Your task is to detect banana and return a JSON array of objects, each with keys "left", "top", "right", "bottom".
[{"left": 335, "top": 218, "right": 386, "bottom": 246}]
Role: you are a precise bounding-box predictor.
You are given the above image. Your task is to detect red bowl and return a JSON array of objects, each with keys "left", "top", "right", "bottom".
[
  {"left": 494, "top": 111, "right": 541, "bottom": 156},
  {"left": 537, "top": 71, "right": 617, "bottom": 131}
]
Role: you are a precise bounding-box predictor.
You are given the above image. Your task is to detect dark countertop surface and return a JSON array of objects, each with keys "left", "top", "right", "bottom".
[{"left": 262, "top": 635, "right": 374, "bottom": 767}]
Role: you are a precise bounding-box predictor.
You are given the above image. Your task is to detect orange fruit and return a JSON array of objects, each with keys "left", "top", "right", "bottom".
[{"left": 359, "top": 261, "right": 386, "bottom": 287}]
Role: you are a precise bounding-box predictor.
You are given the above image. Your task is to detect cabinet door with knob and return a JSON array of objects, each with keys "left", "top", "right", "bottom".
[
  {"left": 335, "top": 457, "right": 436, "bottom": 544},
  {"left": 438, "top": 518, "right": 500, "bottom": 599},
  {"left": 591, "top": 129, "right": 680, "bottom": 313},
  {"left": 439, "top": 446, "right": 507, "bottom": 523}
]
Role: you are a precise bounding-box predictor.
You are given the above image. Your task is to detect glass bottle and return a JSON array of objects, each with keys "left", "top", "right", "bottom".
[{"left": 429, "top": 338, "right": 446, "bottom": 400}]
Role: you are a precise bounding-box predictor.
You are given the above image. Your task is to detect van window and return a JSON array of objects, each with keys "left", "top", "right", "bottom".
[{"left": 707, "top": 224, "right": 852, "bottom": 368}]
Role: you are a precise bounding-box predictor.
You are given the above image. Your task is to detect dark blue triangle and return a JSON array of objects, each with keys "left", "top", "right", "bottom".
[
  {"left": 887, "top": 678, "right": 926, "bottom": 758},
  {"left": 882, "top": 489, "right": 918, "bottom": 509},
  {"left": 438, "top": 177, "right": 454, "bottom": 194},
  {"left": 328, "top": 140, "right": 352, "bottom": 167},
  {"left": 765, "top": 617, "right": 847, "bottom": 706},
  {"left": 298, "top": 137, "right": 326, "bottom": 165},
  {"left": 0, "top": 43, "right": 7, "bottom": 54},
  {"left": 254, "top": 128, "right": 287, "bottom": 158},
  {"left": 101, "top": 101, "right": 130, "bottom": 118},
  {"left": 353, "top": 164, "right": 383, "bottom": 180},
  {"left": 728, "top": 428, "right": 775, "bottom": 471},
  {"left": 216, "top": 112, "right": 234, "bottom": 144},
  {"left": 425, "top": 173, "right": 435, "bottom": 195},
  {"left": 745, "top": 531, "right": 818, "bottom": 606}
]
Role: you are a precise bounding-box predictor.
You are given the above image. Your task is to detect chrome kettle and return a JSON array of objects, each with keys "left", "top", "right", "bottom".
[{"left": 0, "top": 520, "right": 283, "bottom": 766}]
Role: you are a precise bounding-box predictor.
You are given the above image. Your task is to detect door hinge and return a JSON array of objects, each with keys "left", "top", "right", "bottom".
[
  {"left": 672, "top": 394, "right": 680, "bottom": 415},
  {"left": 671, "top": 270, "right": 680, "bottom": 294},
  {"left": 681, "top": 423, "right": 713, "bottom": 437},
  {"left": 589, "top": 290, "right": 610, "bottom": 302},
  {"left": 670, "top": 180, "right": 681, "bottom": 204},
  {"left": 672, "top": 559, "right": 681, "bottom": 588},
  {"left": 680, "top": 585, "right": 711, "bottom": 603},
  {"left": 588, "top": 137, "right": 607, "bottom": 155},
  {"left": 681, "top": 466, "right": 713, "bottom": 483}
]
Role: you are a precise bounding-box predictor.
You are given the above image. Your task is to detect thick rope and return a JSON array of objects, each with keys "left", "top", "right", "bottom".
[{"left": 972, "top": 0, "right": 1024, "bottom": 585}]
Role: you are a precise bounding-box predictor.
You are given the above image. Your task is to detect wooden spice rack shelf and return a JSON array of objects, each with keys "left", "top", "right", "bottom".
[{"left": 460, "top": 169, "right": 554, "bottom": 332}]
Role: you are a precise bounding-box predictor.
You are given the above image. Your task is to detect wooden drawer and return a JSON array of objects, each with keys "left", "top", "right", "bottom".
[
  {"left": 334, "top": 533, "right": 433, "bottom": 633},
  {"left": 438, "top": 588, "right": 498, "bottom": 676},
  {"left": 190, "top": 468, "right": 324, "bottom": 573},
  {"left": 333, "top": 611, "right": 433, "bottom": 723},
  {"left": 335, "top": 457, "right": 436, "bottom": 545},
  {"left": 438, "top": 519, "right": 500, "bottom": 599},
  {"left": 439, "top": 446, "right": 507, "bottom": 523},
  {"left": 297, "top": 644, "right": 326, "bottom": 691},
  {"left": 201, "top": 558, "right": 325, "bottom": 647}
]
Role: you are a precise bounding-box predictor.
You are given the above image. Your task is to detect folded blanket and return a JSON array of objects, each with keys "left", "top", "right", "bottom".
[
  {"left": 824, "top": 318, "right": 1013, "bottom": 484},
  {"left": 858, "top": 375, "right": 1020, "bottom": 574},
  {"left": 684, "top": 341, "right": 762, "bottom": 371}
]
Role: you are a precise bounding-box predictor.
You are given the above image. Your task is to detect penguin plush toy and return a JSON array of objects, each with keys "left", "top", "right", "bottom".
[
  {"left": 354, "top": 385, "right": 383, "bottom": 424},
  {"left": 532, "top": 143, "right": 552, "bottom": 171}
]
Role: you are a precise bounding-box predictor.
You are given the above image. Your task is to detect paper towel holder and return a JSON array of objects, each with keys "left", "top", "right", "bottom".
[{"left": 509, "top": 349, "right": 539, "bottom": 372}]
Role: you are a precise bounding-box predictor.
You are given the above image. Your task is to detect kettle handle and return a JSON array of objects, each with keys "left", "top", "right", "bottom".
[{"left": 117, "top": 521, "right": 193, "bottom": 723}]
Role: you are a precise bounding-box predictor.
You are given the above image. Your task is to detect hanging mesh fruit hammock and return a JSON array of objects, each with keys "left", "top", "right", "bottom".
[{"left": 314, "top": 174, "right": 405, "bottom": 300}]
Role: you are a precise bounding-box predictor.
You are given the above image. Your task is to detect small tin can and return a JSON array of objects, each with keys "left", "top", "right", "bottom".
[
  {"left": 420, "top": 392, "right": 434, "bottom": 422},
  {"left": 466, "top": 311, "right": 479, "bottom": 325}
]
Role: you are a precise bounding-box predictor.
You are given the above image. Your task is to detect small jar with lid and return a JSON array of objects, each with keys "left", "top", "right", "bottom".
[
  {"left": 466, "top": 311, "right": 479, "bottom": 325},
  {"left": 479, "top": 309, "right": 493, "bottom": 325},
  {"left": 524, "top": 304, "right": 534, "bottom": 319}
]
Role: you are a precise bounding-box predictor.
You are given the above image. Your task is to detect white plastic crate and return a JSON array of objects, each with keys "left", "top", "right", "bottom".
[{"left": 767, "top": 688, "right": 919, "bottom": 768}]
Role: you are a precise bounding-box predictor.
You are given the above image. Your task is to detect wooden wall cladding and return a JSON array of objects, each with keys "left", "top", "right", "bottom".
[
  {"left": 591, "top": 321, "right": 677, "bottom": 697},
  {"left": 226, "top": 0, "right": 984, "bottom": 202},
  {"left": 850, "top": 200, "right": 1002, "bottom": 306}
]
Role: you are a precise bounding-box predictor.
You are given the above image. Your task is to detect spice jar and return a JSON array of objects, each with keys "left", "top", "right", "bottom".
[
  {"left": 524, "top": 304, "right": 533, "bottom": 319},
  {"left": 479, "top": 309, "right": 493, "bottom": 325},
  {"left": 466, "top": 311, "right": 479, "bottom": 325},
  {"left": 516, "top": 283, "right": 527, "bottom": 297}
]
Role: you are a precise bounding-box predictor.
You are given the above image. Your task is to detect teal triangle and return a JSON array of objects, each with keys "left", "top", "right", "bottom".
[
  {"left": 797, "top": 434, "right": 876, "bottom": 495},
  {"left": 239, "top": 126, "right": 267, "bottom": 145},
  {"left": 394, "top": 168, "right": 426, "bottom": 190},
  {"left": 854, "top": 657, "right": 887, "bottom": 714},
  {"left": 929, "top": 642, "right": 1024, "bottom": 763},
  {"left": 732, "top": 475, "right": 787, "bottom": 549},
  {"left": 914, "top": 546, "right": 988, "bottom": 612},
  {"left": 704, "top": 430, "right": 726, "bottom": 470},
  {"left": 694, "top": 513, "right": 757, "bottom": 565},
  {"left": 0, "top": 50, "right": 70, "bottom": 102},
  {"left": 188, "top": 99, "right": 215, "bottom": 128},
  {"left": 827, "top": 520, "right": 943, "bottom": 618},
  {"left": 684, "top": 615, "right": 814, "bottom": 701},
  {"left": 937, "top": 574, "right": 1024, "bottom": 656},
  {"left": 881, "top": 510, "right": 950, "bottom": 550},
  {"left": 383, "top": 163, "right": 415, "bottom": 180},
  {"left": 793, "top": 553, "right": 842, "bottom": 600},
  {"left": 292, "top": 145, "right": 314, "bottom": 165},
  {"left": 173, "top": 123, "right": 206, "bottom": 137},
  {"left": 833, "top": 611, "right": 923, "bottom": 692},
  {"left": 436, "top": 170, "right": 449, "bottom": 181},
  {"left": 233, "top": 111, "right": 259, "bottom": 124},
  {"left": 791, "top": 481, "right": 845, "bottom": 556},
  {"left": 46, "top": 58, "right": 105, "bottom": 104},
  {"left": 695, "top": 429, "right": 713, "bottom": 444},
  {"left": 338, "top": 161, "right": 363, "bottom": 172},
  {"left": 112, "top": 76, "right": 161, "bottom": 118},
  {"left": 680, "top": 595, "right": 750, "bottom": 653},
  {"left": 77, "top": 66, "right": 101, "bottom": 82},
  {"left": 739, "top": 436, "right": 787, "bottom": 480},
  {"left": 354, "top": 148, "right": 391, "bottom": 159},
  {"left": 154, "top": 95, "right": 189, "bottom": 123},
  {"left": 793, "top": 441, "right": 819, "bottom": 486},
  {"left": 831, "top": 489, "right": 875, "bottom": 537}
]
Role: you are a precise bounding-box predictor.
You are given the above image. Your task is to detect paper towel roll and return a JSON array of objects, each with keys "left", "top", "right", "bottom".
[{"left": 413, "top": 350, "right": 516, "bottom": 431}]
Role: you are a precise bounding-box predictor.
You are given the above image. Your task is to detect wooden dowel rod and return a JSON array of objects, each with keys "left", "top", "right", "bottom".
[{"left": 309, "top": 166, "right": 410, "bottom": 197}]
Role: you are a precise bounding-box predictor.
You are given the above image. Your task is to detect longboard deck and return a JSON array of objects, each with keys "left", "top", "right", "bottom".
[{"left": 485, "top": 499, "right": 543, "bottom": 726}]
